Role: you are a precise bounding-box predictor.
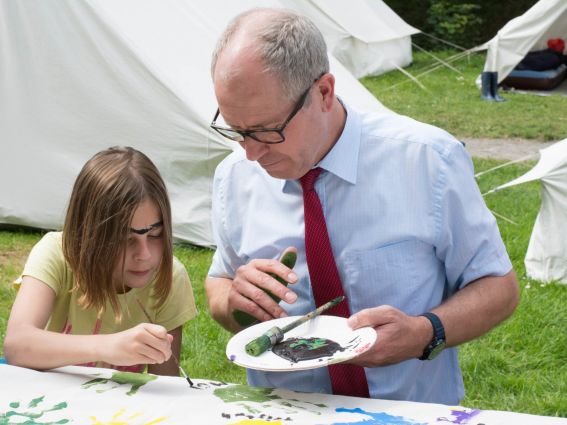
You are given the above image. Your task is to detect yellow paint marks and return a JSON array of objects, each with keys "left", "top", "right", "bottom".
[{"left": 89, "top": 408, "right": 167, "bottom": 425}]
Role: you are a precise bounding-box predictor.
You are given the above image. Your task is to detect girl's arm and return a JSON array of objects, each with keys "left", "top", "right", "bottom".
[
  {"left": 3, "top": 276, "right": 173, "bottom": 371},
  {"left": 148, "top": 326, "right": 182, "bottom": 376}
]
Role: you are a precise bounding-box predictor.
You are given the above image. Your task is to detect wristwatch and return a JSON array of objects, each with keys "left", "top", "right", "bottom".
[{"left": 419, "top": 312, "right": 446, "bottom": 360}]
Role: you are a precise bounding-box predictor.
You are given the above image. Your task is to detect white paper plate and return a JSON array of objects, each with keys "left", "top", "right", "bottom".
[{"left": 226, "top": 315, "right": 377, "bottom": 372}]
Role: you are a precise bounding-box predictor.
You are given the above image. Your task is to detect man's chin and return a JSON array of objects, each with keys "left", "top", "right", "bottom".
[
  {"left": 263, "top": 167, "right": 294, "bottom": 180},
  {"left": 260, "top": 160, "right": 301, "bottom": 180}
]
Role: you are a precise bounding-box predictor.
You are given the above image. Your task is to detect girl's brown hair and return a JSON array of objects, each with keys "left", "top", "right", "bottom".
[{"left": 62, "top": 147, "right": 173, "bottom": 319}]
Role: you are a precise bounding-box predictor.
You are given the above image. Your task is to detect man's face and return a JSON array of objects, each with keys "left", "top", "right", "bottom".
[{"left": 213, "top": 57, "right": 324, "bottom": 180}]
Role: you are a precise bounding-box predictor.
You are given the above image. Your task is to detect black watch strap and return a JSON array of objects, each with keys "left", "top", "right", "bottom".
[{"left": 419, "top": 312, "right": 446, "bottom": 360}]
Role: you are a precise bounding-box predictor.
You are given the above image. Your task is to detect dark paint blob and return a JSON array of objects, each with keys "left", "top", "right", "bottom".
[{"left": 272, "top": 337, "right": 344, "bottom": 362}]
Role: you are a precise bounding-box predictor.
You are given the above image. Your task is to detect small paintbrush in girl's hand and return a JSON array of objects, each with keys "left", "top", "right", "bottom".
[
  {"left": 136, "top": 299, "right": 194, "bottom": 387},
  {"left": 245, "top": 296, "right": 345, "bottom": 357}
]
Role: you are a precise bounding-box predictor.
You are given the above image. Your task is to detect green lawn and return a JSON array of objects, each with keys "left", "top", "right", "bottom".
[
  {"left": 1, "top": 158, "right": 566, "bottom": 417},
  {"left": 360, "top": 50, "right": 567, "bottom": 141}
]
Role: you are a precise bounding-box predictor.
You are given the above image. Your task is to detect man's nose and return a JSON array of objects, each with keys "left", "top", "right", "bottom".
[{"left": 243, "top": 137, "right": 268, "bottom": 161}]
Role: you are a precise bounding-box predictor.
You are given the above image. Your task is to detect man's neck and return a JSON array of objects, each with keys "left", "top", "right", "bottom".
[{"left": 315, "top": 97, "right": 347, "bottom": 165}]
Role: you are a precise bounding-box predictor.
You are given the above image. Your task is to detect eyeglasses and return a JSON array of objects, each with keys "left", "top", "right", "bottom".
[{"left": 210, "top": 81, "right": 315, "bottom": 144}]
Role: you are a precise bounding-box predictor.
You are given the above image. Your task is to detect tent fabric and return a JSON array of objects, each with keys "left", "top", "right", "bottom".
[
  {"left": 490, "top": 139, "right": 567, "bottom": 284},
  {"left": 0, "top": 0, "right": 395, "bottom": 246},
  {"left": 283, "top": 0, "right": 420, "bottom": 78},
  {"left": 477, "top": 0, "right": 567, "bottom": 83}
]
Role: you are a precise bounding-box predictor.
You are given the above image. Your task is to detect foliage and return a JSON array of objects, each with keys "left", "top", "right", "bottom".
[
  {"left": 385, "top": 0, "right": 538, "bottom": 48},
  {"left": 425, "top": 1, "right": 483, "bottom": 48}
]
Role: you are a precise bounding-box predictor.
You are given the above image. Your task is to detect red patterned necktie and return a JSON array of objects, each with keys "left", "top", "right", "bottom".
[{"left": 300, "top": 167, "right": 370, "bottom": 398}]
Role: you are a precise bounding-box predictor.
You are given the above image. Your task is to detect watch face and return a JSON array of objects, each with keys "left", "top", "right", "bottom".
[{"left": 428, "top": 340, "right": 446, "bottom": 360}]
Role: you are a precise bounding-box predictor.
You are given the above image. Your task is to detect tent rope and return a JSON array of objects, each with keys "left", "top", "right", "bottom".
[
  {"left": 378, "top": 49, "right": 477, "bottom": 93},
  {"left": 475, "top": 153, "right": 538, "bottom": 178},
  {"left": 488, "top": 208, "right": 518, "bottom": 225},
  {"left": 412, "top": 43, "right": 463, "bottom": 75},
  {"left": 418, "top": 31, "right": 468, "bottom": 52},
  {"left": 390, "top": 63, "right": 429, "bottom": 92}
]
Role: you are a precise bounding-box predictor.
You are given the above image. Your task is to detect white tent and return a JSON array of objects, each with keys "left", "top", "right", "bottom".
[
  {"left": 282, "top": 0, "right": 420, "bottom": 78},
  {"left": 475, "top": 0, "right": 567, "bottom": 99},
  {"left": 0, "top": 0, "right": 392, "bottom": 247},
  {"left": 489, "top": 139, "right": 567, "bottom": 284}
]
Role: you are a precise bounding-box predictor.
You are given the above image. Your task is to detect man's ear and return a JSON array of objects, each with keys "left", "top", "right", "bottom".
[{"left": 316, "top": 73, "right": 335, "bottom": 112}]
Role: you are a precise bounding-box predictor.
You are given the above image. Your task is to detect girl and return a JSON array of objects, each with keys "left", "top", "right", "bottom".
[{"left": 3, "top": 147, "right": 197, "bottom": 376}]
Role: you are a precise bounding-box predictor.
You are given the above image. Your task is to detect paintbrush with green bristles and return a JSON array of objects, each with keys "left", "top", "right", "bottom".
[{"left": 244, "top": 296, "right": 345, "bottom": 357}]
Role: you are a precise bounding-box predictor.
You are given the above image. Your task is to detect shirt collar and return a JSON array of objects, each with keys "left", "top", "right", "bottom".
[{"left": 281, "top": 98, "right": 361, "bottom": 191}]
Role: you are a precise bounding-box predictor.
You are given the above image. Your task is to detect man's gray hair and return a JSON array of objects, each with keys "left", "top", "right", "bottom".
[{"left": 211, "top": 8, "right": 329, "bottom": 101}]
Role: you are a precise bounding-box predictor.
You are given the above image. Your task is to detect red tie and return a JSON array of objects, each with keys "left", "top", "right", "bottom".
[{"left": 300, "top": 167, "right": 370, "bottom": 398}]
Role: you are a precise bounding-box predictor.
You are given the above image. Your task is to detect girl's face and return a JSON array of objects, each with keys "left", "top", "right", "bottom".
[{"left": 113, "top": 198, "right": 165, "bottom": 293}]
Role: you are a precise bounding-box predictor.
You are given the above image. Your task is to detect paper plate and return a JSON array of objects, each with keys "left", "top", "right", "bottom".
[{"left": 226, "top": 315, "right": 377, "bottom": 372}]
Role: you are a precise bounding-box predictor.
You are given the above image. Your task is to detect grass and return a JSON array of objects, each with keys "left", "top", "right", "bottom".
[
  {"left": 460, "top": 159, "right": 567, "bottom": 416},
  {"left": 1, "top": 159, "right": 565, "bottom": 417},
  {"left": 360, "top": 50, "right": 567, "bottom": 141}
]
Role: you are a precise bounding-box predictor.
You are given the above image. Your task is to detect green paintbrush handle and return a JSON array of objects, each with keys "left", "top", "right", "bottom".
[
  {"left": 233, "top": 251, "right": 297, "bottom": 327},
  {"left": 280, "top": 296, "right": 345, "bottom": 334},
  {"left": 245, "top": 326, "right": 284, "bottom": 356}
]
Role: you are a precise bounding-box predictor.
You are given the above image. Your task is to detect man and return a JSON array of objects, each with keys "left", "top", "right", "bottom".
[{"left": 205, "top": 8, "right": 519, "bottom": 404}]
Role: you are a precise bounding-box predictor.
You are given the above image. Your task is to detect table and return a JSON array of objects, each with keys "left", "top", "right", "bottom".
[{"left": 0, "top": 364, "right": 565, "bottom": 424}]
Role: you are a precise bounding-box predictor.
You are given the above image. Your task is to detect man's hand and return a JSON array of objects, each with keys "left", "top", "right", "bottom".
[
  {"left": 346, "top": 271, "right": 519, "bottom": 368},
  {"left": 347, "top": 305, "right": 432, "bottom": 367},
  {"left": 206, "top": 247, "right": 298, "bottom": 333}
]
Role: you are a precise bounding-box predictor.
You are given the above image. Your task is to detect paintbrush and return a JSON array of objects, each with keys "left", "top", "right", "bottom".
[
  {"left": 136, "top": 299, "right": 194, "bottom": 387},
  {"left": 245, "top": 296, "right": 345, "bottom": 357}
]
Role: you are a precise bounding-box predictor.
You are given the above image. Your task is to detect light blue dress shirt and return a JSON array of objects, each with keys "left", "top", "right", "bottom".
[{"left": 208, "top": 101, "right": 512, "bottom": 404}]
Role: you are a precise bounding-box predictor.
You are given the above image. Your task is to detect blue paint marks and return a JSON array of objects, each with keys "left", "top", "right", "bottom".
[{"left": 319, "top": 407, "right": 428, "bottom": 425}]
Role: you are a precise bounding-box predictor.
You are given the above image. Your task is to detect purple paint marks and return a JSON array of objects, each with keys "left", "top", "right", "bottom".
[
  {"left": 437, "top": 408, "right": 482, "bottom": 424},
  {"left": 229, "top": 354, "right": 236, "bottom": 362}
]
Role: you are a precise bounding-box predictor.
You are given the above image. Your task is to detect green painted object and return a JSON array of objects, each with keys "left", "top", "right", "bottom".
[
  {"left": 245, "top": 296, "right": 345, "bottom": 357},
  {"left": 82, "top": 371, "right": 157, "bottom": 396},
  {"left": 233, "top": 251, "right": 297, "bottom": 327}
]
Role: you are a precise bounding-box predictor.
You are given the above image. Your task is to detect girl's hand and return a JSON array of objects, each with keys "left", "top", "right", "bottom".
[{"left": 100, "top": 323, "right": 172, "bottom": 366}]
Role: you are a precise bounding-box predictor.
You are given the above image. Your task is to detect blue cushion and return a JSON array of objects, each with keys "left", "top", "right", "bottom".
[{"left": 508, "top": 64, "right": 566, "bottom": 79}]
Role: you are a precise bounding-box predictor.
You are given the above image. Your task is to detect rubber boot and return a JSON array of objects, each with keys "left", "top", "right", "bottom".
[
  {"left": 490, "top": 71, "right": 505, "bottom": 102},
  {"left": 480, "top": 72, "right": 495, "bottom": 101}
]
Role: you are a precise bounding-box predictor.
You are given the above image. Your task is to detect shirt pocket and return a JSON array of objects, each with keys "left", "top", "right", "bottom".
[{"left": 342, "top": 239, "right": 439, "bottom": 315}]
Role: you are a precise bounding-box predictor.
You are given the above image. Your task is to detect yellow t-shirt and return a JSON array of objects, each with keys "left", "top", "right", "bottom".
[{"left": 18, "top": 231, "right": 197, "bottom": 372}]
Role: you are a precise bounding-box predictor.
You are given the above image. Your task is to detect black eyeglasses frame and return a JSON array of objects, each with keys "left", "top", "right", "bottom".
[{"left": 210, "top": 78, "right": 320, "bottom": 144}]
